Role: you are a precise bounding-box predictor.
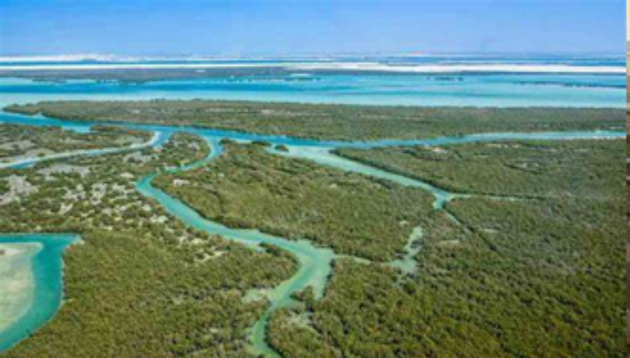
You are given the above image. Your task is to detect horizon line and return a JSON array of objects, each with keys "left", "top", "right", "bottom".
[{"left": 0, "top": 52, "right": 626, "bottom": 64}]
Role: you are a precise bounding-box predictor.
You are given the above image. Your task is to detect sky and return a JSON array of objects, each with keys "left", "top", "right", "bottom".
[{"left": 0, "top": 0, "right": 625, "bottom": 56}]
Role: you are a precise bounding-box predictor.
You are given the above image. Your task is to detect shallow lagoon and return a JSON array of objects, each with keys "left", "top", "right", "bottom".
[
  {"left": 0, "top": 234, "right": 79, "bottom": 352},
  {"left": 0, "top": 243, "right": 41, "bottom": 334},
  {"left": 0, "top": 72, "right": 625, "bottom": 108}
]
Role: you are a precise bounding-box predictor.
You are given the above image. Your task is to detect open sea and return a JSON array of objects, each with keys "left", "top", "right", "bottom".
[{"left": 0, "top": 55, "right": 625, "bottom": 108}]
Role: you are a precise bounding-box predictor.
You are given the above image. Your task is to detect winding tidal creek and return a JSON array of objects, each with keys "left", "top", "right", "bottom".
[{"left": 0, "top": 108, "right": 624, "bottom": 355}]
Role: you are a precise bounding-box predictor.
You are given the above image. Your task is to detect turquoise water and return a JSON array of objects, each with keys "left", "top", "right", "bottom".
[
  {"left": 269, "top": 145, "right": 459, "bottom": 209},
  {"left": 138, "top": 174, "right": 334, "bottom": 356},
  {"left": 0, "top": 234, "right": 79, "bottom": 352},
  {"left": 0, "top": 73, "right": 625, "bottom": 108},
  {"left": 0, "top": 110, "right": 624, "bottom": 151},
  {"left": 0, "top": 131, "right": 165, "bottom": 170},
  {"left": 0, "top": 112, "right": 624, "bottom": 355},
  {"left": 136, "top": 129, "right": 624, "bottom": 357},
  {"left": 391, "top": 227, "right": 424, "bottom": 275},
  {"left": 0, "top": 67, "right": 626, "bottom": 355},
  {"left": 136, "top": 139, "right": 334, "bottom": 357}
]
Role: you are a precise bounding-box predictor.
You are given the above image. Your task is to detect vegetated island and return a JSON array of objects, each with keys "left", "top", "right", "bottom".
[
  {"left": 5, "top": 100, "right": 624, "bottom": 142},
  {"left": 0, "top": 124, "right": 151, "bottom": 165}
]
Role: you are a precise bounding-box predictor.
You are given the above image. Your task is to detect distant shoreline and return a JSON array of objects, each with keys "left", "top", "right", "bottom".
[{"left": 0, "top": 62, "right": 624, "bottom": 75}]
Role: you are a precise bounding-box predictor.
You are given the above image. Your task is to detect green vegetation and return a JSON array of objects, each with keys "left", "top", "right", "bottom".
[
  {"left": 155, "top": 142, "right": 433, "bottom": 261},
  {"left": 337, "top": 139, "right": 622, "bottom": 198},
  {"left": 265, "top": 139, "right": 625, "bottom": 358},
  {"left": 0, "top": 129, "right": 297, "bottom": 358},
  {"left": 0, "top": 104, "right": 623, "bottom": 357},
  {"left": 5, "top": 100, "right": 624, "bottom": 141},
  {"left": 0, "top": 124, "right": 151, "bottom": 163}
]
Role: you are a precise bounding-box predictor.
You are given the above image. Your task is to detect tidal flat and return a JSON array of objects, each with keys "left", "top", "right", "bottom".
[
  {"left": 0, "top": 243, "right": 41, "bottom": 333},
  {"left": 0, "top": 235, "right": 79, "bottom": 353}
]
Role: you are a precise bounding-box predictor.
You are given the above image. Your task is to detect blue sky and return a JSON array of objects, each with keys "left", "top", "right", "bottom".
[{"left": 0, "top": 0, "right": 625, "bottom": 56}]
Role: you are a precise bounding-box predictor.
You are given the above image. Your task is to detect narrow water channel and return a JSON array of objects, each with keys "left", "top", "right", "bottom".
[
  {"left": 0, "top": 110, "right": 624, "bottom": 355},
  {"left": 136, "top": 138, "right": 334, "bottom": 357}
]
